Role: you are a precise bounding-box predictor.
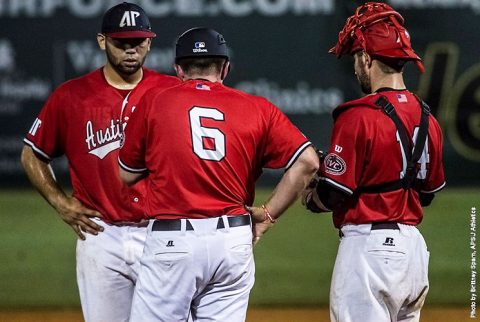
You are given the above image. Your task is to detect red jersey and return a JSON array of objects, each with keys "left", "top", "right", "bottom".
[
  {"left": 119, "top": 79, "right": 310, "bottom": 219},
  {"left": 24, "top": 68, "right": 180, "bottom": 223},
  {"left": 320, "top": 89, "right": 445, "bottom": 228}
]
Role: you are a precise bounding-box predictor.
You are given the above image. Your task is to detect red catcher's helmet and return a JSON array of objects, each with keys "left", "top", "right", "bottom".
[{"left": 329, "top": 2, "right": 424, "bottom": 73}]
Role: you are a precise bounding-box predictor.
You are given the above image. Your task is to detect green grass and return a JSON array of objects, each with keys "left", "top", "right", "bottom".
[
  {"left": 0, "top": 191, "right": 78, "bottom": 307},
  {"left": 0, "top": 188, "right": 477, "bottom": 307},
  {"left": 419, "top": 189, "right": 477, "bottom": 305}
]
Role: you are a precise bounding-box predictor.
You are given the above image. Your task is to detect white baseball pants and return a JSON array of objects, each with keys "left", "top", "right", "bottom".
[
  {"left": 330, "top": 223, "right": 430, "bottom": 322},
  {"left": 129, "top": 215, "right": 255, "bottom": 322},
  {"left": 76, "top": 218, "right": 148, "bottom": 322}
]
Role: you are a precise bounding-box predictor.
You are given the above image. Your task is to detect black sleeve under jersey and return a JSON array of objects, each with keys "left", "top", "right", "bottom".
[
  {"left": 419, "top": 192, "right": 435, "bottom": 207},
  {"left": 317, "top": 179, "right": 350, "bottom": 211}
]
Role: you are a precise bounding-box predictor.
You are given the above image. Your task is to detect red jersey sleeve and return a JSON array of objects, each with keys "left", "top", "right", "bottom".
[
  {"left": 421, "top": 116, "right": 446, "bottom": 193},
  {"left": 24, "top": 86, "right": 67, "bottom": 160},
  {"left": 262, "top": 101, "right": 311, "bottom": 169},
  {"left": 118, "top": 94, "right": 149, "bottom": 173},
  {"left": 320, "top": 108, "right": 368, "bottom": 195}
]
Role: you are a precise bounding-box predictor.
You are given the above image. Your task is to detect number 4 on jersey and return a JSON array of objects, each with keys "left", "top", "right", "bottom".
[
  {"left": 396, "top": 126, "right": 429, "bottom": 180},
  {"left": 189, "top": 106, "right": 225, "bottom": 161}
]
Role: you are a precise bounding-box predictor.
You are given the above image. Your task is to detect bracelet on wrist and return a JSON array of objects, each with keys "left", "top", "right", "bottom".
[{"left": 261, "top": 204, "right": 277, "bottom": 223}]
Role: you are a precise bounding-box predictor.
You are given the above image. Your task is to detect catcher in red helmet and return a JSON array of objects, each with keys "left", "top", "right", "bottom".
[
  {"left": 304, "top": 2, "right": 445, "bottom": 321},
  {"left": 330, "top": 2, "right": 424, "bottom": 71}
]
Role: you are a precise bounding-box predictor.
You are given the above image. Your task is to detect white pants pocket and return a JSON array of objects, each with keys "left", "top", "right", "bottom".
[
  {"left": 153, "top": 238, "right": 191, "bottom": 271},
  {"left": 366, "top": 230, "right": 407, "bottom": 258}
]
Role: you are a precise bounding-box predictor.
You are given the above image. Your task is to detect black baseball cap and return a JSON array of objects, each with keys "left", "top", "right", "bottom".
[
  {"left": 175, "top": 27, "right": 229, "bottom": 62},
  {"left": 101, "top": 2, "right": 156, "bottom": 38}
]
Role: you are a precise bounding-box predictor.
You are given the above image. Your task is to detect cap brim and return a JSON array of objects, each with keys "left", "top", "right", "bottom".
[{"left": 104, "top": 30, "right": 156, "bottom": 38}]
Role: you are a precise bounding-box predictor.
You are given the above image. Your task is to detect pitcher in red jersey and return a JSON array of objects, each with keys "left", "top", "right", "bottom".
[
  {"left": 20, "top": 3, "right": 179, "bottom": 322},
  {"left": 304, "top": 3, "right": 446, "bottom": 322}
]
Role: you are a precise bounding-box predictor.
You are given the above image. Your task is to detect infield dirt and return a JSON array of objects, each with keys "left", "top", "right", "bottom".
[{"left": 0, "top": 307, "right": 472, "bottom": 322}]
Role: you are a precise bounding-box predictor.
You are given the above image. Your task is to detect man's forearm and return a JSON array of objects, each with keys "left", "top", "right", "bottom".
[
  {"left": 263, "top": 147, "right": 319, "bottom": 219},
  {"left": 118, "top": 166, "right": 145, "bottom": 186},
  {"left": 21, "top": 145, "right": 68, "bottom": 210},
  {"left": 21, "top": 145, "right": 104, "bottom": 239}
]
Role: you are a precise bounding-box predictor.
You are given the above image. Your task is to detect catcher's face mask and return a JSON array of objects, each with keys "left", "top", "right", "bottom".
[{"left": 329, "top": 2, "right": 424, "bottom": 73}]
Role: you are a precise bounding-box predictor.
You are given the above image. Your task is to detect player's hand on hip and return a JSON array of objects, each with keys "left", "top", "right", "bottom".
[
  {"left": 56, "top": 196, "right": 104, "bottom": 240},
  {"left": 246, "top": 206, "right": 275, "bottom": 246}
]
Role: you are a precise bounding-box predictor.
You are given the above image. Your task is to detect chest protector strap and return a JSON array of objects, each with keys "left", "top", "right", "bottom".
[{"left": 357, "top": 95, "right": 430, "bottom": 194}]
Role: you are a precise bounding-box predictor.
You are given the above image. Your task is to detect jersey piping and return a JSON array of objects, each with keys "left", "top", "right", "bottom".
[
  {"left": 320, "top": 176, "right": 354, "bottom": 195},
  {"left": 23, "top": 138, "right": 53, "bottom": 161},
  {"left": 285, "top": 141, "right": 312, "bottom": 170},
  {"left": 420, "top": 181, "right": 446, "bottom": 194},
  {"left": 118, "top": 157, "right": 147, "bottom": 173}
]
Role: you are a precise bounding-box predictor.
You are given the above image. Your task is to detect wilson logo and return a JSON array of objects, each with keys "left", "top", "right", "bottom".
[
  {"left": 193, "top": 48, "right": 208, "bottom": 53},
  {"left": 324, "top": 153, "right": 346, "bottom": 175}
]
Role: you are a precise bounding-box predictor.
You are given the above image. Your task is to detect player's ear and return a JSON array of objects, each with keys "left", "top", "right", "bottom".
[
  {"left": 220, "top": 60, "right": 230, "bottom": 81},
  {"left": 174, "top": 64, "right": 185, "bottom": 80},
  {"left": 146, "top": 38, "right": 152, "bottom": 51},
  {"left": 97, "top": 33, "right": 106, "bottom": 51},
  {"left": 364, "top": 52, "right": 373, "bottom": 69}
]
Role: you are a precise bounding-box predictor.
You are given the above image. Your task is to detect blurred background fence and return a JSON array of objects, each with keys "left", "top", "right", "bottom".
[{"left": 0, "top": 0, "right": 479, "bottom": 187}]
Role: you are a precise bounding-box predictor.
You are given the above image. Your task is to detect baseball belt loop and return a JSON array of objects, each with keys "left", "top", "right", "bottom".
[
  {"left": 180, "top": 219, "right": 187, "bottom": 236},
  {"left": 221, "top": 215, "right": 230, "bottom": 232},
  {"left": 147, "top": 219, "right": 155, "bottom": 235}
]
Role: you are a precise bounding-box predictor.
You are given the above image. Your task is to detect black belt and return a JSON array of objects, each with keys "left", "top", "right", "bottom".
[
  {"left": 339, "top": 222, "right": 400, "bottom": 237},
  {"left": 371, "top": 222, "right": 400, "bottom": 230},
  {"left": 152, "top": 219, "right": 194, "bottom": 231},
  {"left": 152, "top": 215, "right": 251, "bottom": 232}
]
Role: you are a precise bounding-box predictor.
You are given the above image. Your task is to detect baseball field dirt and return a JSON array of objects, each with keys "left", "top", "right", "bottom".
[{"left": 0, "top": 307, "right": 472, "bottom": 321}]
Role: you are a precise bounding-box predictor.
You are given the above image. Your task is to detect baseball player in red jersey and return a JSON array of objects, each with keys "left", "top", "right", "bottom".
[
  {"left": 304, "top": 3, "right": 446, "bottom": 322},
  {"left": 118, "top": 27, "right": 319, "bottom": 321},
  {"left": 20, "top": 3, "right": 179, "bottom": 322}
]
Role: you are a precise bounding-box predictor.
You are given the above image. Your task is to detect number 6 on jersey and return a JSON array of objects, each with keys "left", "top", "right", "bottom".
[{"left": 189, "top": 106, "right": 226, "bottom": 161}]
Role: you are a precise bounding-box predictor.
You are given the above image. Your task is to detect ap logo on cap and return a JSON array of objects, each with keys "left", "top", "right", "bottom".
[
  {"left": 120, "top": 11, "right": 140, "bottom": 27},
  {"left": 101, "top": 2, "right": 156, "bottom": 38}
]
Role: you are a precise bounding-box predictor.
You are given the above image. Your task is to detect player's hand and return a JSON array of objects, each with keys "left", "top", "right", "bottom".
[
  {"left": 56, "top": 196, "right": 104, "bottom": 240},
  {"left": 246, "top": 206, "right": 275, "bottom": 246}
]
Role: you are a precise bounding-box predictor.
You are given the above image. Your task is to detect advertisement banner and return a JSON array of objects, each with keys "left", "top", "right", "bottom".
[{"left": 0, "top": 0, "right": 478, "bottom": 187}]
